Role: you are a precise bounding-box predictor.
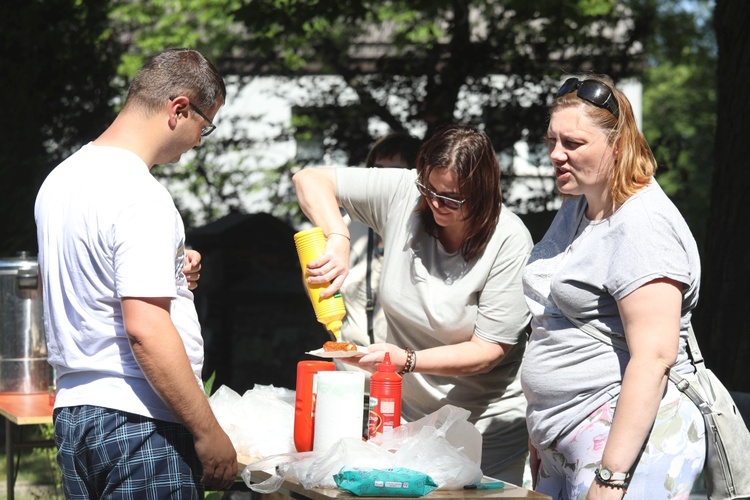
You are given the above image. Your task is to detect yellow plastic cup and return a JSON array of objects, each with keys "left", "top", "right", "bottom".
[{"left": 294, "top": 227, "right": 347, "bottom": 339}]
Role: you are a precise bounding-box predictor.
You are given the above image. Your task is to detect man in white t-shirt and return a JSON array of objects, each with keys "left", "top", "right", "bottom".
[{"left": 34, "top": 49, "right": 237, "bottom": 497}]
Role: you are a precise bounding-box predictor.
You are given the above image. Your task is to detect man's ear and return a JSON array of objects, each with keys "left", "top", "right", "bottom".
[{"left": 168, "top": 96, "right": 189, "bottom": 129}]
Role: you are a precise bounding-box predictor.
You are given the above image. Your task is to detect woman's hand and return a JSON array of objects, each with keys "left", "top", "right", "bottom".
[
  {"left": 338, "top": 343, "right": 398, "bottom": 373},
  {"left": 304, "top": 232, "right": 351, "bottom": 298},
  {"left": 529, "top": 438, "right": 541, "bottom": 489}
]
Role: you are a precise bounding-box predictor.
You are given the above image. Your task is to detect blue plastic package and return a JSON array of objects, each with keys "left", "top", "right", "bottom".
[{"left": 334, "top": 466, "right": 438, "bottom": 497}]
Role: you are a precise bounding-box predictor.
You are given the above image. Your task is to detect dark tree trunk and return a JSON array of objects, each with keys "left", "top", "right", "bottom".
[{"left": 693, "top": 0, "right": 750, "bottom": 391}]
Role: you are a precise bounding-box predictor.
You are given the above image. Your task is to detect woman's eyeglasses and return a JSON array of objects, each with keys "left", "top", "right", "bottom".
[
  {"left": 415, "top": 180, "right": 465, "bottom": 211},
  {"left": 555, "top": 78, "right": 619, "bottom": 119}
]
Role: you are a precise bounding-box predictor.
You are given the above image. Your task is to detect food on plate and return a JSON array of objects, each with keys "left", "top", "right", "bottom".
[{"left": 322, "top": 341, "right": 358, "bottom": 352}]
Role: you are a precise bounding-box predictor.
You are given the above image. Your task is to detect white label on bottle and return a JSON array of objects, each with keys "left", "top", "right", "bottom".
[{"left": 380, "top": 399, "right": 395, "bottom": 414}]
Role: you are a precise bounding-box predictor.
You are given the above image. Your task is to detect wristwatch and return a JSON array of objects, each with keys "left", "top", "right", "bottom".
[{"left": 595, "top": 466, "right": 629, "bottom": 483}]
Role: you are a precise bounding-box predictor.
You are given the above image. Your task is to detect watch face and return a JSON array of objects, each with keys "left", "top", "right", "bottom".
[{"left": 599, "top": 467, "right": 613, "bottom": 481}]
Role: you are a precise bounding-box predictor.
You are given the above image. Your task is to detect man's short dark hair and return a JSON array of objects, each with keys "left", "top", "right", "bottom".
[{"left": 125, "top": 48, "right": 226, "bottom": 115}]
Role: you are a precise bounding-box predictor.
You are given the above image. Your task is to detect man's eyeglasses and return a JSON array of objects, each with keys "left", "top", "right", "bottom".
[
  {"left": 169, "top": 96, "right": 216, "bottom": 137},
  {"left": 555, "top": 78, "right": 619, "bottom": 119},
  {"left": 415, "top": 180, "right": 465, "bottom": 211}
]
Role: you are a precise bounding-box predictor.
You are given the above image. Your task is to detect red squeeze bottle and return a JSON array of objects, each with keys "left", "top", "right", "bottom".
[
  {"left": 294, "top": 360, "right": 335, "bottom": 452},
  {"left": 368, "top": 352, "right": 402, "bottom": 440}
]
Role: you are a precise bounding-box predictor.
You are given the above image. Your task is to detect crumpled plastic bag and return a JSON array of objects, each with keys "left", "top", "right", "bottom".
[
  {"left": 241, "top": 404, "right": 483, "bottom": 493},
  {"left": 209, "top": 384, "right": 296, "bottom": 458},
  {"left": 373, "top": 403, "right": 483, "bottom": 466}
]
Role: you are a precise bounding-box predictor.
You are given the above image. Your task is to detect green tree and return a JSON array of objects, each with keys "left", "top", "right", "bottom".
[
  {"left": 1, "top": 1, "right": 716, "bottom": 244},
  {"left": 0, "top": 0, "right": 121, "bottom": 256},
  {"left": 641, "top": 0, "right": 716, "bottom": 251},
  {"left": 109, "top": 0, "right": 268, "bottom": 225},
  {"left": 110, "top": 0, "right": 662, "bottom": 227},
  {"left": 101, "top": 0, "right": 721, "bottom": 239},
  {"left": 229, "top": 0, "right": 658, "bottom": 218},
  {"left": 109, "top": 0, "right": 244, "bottom": 78}
]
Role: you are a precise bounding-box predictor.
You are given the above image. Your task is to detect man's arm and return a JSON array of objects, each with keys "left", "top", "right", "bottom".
[{"left": 122, "top": 296, "right": 237, "bottom": 490}]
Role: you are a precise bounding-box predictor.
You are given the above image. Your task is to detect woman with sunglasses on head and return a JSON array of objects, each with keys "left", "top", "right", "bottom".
[
  {"left": 521, "top": 75, "right": 705, "bottom": 498},
  {"left": 293, "top": 124, "right": 533, "bottom": 484}
]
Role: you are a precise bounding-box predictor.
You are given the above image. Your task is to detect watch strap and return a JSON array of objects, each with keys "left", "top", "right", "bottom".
[{"left": 596, "top": 466, "right": 629, "bottom": 482}]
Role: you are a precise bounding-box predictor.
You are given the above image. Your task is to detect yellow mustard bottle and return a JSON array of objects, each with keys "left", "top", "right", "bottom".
[{"left": 294, "top": 227, "right": 347, "bottom": 340}]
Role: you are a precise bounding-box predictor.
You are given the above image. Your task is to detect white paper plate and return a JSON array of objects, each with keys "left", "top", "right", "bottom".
[{"left": 306, "top": 346, "right": 368, "bottom": 358}]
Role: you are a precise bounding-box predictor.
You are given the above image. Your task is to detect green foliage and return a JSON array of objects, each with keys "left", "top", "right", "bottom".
[
  {"left": 0, "top": 0, "right": 716, "bottom": 239},
  {"left": 0, "top": 424, "right": 61, "bottom": 498},
  {"left": 220, "top": 0, "right": 657, "bottom": 220},
  {"left": 110, "top": 0, "right": 243, "bottom": 79},
  {"left": 18, "top": 0, "right": 662, "bottom": 228},
  {"left": 37, "top": 423, "right": 63, "bottom": 496},
  {"left": 578, "top": 0, "right": 618, "bottom": 16},
  {"left": 641, "top": 0, "right": 715, "bottom": 251},
  {"left": 204, "top": 370, "right": 217, "bottom": 396}
]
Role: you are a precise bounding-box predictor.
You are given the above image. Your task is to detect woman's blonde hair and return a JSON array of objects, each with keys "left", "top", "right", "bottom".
[{"left": 550, "top": 75, "right": 657, "bottom": 206}]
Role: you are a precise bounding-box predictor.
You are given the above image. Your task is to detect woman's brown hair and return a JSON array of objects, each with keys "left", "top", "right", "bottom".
[{"left": 416, "top": 124, "right": 502, "bottom": 261}]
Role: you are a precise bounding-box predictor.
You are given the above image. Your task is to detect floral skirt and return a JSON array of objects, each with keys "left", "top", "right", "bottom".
[{"left": 536, "top": 379, "right": 706, "bottom": 499}]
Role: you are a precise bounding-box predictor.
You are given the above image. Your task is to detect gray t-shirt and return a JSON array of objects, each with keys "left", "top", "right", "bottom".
[
  {"left": 336, "top": 167, "right": 533, "bottom": 474},
  {"left": 521, "top": 179, "right": 700, "bottom": 449}
]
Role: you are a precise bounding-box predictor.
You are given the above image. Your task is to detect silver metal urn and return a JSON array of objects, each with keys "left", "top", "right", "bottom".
[{"left": 0, "top": 252, "right": 53, "bottom": 393}]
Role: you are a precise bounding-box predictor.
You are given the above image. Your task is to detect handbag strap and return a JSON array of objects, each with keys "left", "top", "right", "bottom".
[
  {"left": 565, "top": 315, "right": 714, "bottom": 415},
  {"left": 683, "top": 322, "right": 705, "bottom": 369},
  {"left": 365, "top": 228, "right": 375, "bottom": 344},
  {"left": 555, "top": 218, "right": 711, "bottom": 412}
]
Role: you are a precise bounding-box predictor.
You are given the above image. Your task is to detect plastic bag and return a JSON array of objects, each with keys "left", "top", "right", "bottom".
[
  {"left": 209, "top": 384, "right": 296, "bottom": 458},
  {"left": 241, "top": 404, "right": 483, "bottom": 493},
  {"left": 375, "top": 404, "right": 483, "bottom": 466}
]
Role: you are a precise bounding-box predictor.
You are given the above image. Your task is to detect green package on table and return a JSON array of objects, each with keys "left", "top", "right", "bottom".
[{"left": 334, "top": 466, "right": 438, "bottom": 497}]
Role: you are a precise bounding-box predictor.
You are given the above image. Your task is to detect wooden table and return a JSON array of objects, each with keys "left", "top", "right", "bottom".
[
  {"left": 239, "top": 456, "right": 551, "bottom": 500},
  {"left": 0, "top": 393, "right": 55, "bottom": 500},
  {"left": 0, "top": 404, "right": 552, "bottom": 500}
]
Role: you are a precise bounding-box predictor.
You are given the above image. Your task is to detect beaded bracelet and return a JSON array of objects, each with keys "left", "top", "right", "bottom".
[
  {"left": 594, "top": 476, "right": 628, "bottom": 493},
  {"left": 399, "top": 348, "right": 416, "bottom": 375}
]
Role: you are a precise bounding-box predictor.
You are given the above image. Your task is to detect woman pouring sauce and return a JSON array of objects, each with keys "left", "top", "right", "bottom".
[{"left": 293, "top": 124, "right": 533, "bottom": 484}]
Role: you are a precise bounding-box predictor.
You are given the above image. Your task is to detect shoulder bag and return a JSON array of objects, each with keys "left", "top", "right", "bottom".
[{"left": 566, "top": 315, "right": 750, "bottom": 500}]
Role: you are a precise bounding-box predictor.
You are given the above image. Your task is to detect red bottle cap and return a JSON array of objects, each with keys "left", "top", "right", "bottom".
[{"left": 379, "top": 352, "right": 396, "bottom": 372}]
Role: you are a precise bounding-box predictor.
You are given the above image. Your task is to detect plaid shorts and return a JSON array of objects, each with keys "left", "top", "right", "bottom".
[{"left": 53, "top": 406, "right": 203, "bottom": 499}]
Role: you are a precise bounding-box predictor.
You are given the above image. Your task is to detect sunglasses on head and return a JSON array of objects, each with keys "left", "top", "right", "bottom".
[
  {"left": 555, "top": 78, "right": 619, "bottom": 118},
  {"left": 415, "top": 180, "right": 465, "bottom": 211}
]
